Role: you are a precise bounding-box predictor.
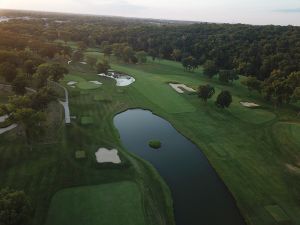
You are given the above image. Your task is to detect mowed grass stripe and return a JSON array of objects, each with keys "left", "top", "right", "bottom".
[{"left": 45, "top": 181, "right": 146, "bottom": 225}]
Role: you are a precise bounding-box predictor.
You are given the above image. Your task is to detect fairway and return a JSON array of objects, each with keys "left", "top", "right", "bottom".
[
  {"left": 112, "top": 64, "right": 196, "bottom": 113},
  {"left": 45, "top": 182, "right": 146, "bottom": 225}
]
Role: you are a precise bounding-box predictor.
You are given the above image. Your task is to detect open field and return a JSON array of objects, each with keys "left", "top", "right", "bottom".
[{"left": 45, "top": 181, "right": 146, "bottom": 225}]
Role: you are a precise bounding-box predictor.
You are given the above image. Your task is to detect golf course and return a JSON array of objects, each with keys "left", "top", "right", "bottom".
[{"left": 0, "top": 46, "right": 300, "bottom": 225}]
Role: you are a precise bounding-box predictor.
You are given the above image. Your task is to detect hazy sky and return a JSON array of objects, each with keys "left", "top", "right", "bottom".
[{"left": 1, "top": 0, "right": 300, "bottom": 26}]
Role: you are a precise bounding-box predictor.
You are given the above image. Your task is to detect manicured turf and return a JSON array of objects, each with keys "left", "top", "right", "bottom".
[
  {"left": 1, "top": 47, "right": 300, "bottom": 225},
  {"left": 45, "top": 181, "right": 146, "bottom": 225},
  {"left": 64, "top": 74, "right": 101, "bottom": 90},
  {"left": 80, "top": 116, "right": 94, "bottom": 125},
  {"left": 265, "top": 205, "right": 290, "bottom": 222}
]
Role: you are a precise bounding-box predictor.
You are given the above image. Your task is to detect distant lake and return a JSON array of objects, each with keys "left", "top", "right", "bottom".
[{"left": 114, "top": 109, "right": 245, "bottom": 225}]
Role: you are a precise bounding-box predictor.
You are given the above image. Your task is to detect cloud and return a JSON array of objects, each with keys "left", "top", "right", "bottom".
[{"left": 274, "top": 8, "right": 300, "bottom": 13}]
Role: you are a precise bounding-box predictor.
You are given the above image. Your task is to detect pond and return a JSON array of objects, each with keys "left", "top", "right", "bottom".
[{"left": 114, "top": 109, "right": 245, "bottom": 225}]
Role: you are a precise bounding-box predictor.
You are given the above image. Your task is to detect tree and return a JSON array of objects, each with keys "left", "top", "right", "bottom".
[
  {"left": 241, "top": 77, "right": 262, "bottom": 93},
  {"left": 96, "top": 60, "right": 110, "bottom": 74},
  {"left": 10, "top": 108, "right": 46, "bottom": 149},
  {"left": 182, "top": 56, "right": 198, "bottom": 72},
  {"left": 216, "top": 90, "right": 232, "bottom": 108},
  {"left": 35, "top": 63, "right": 68, "bottom": 87},
  {"left": 203, "top": 60, "right": 218, "bottom": 78},
  {"left": 103, "top": 45, "right": 112, "bottom": 59},
  {"left": 136, "top": 51, "right": 147, "bottom": 64},
  {"left": 49, "top": 63, "right": 68, "bottom": 82},
  {"left": 171, "top": 49, "right": 182, "bottom": 61},
  {"left": 219, "top": 70, "right": 239, "bottom": 83},
  {"left": 148, "top": 49, "right": 157, "bottom": 61},
  {"left": 30, "top": 88, "right": 56, "bottom": 111},
  {"left": 0, "top": 188, "right": 32, "bottom": 225},
  {"left": 23, "top": 60, "right": 35, "bottom": 77},
  {"left": 72, "top": 50, "right": 84, "bottom": 62},
  {"left": 292, "top": 87, "right": 300, "bottom": 102},
  {"left": 122, "top": 46, "right": 135, "bottom": 63},
  {"left": 77, "top": 41, "right": 87, "bottom": 51},
  {"left": 86, "top": 55, "right": 97, "bottom": 68},
  {"left": 12, "top": 75, "right": 27, "bottom": 95},
  {"left": 0, "top": 62, "right": 17, "bottom": 83},
  {"left": 197, "top": 84, "right": 215, "bottom": 102}
]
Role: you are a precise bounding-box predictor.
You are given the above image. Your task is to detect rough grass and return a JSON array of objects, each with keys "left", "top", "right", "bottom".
[{"left": 45, "top": 181, "right": 146, "bottom": 225}]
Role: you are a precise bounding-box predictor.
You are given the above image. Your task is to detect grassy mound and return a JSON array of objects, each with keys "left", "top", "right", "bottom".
[
  {"left": 45, "top": 182, "right": 146, "bottom": 225},
  {"left": 148, "top": 140, "right": 162, "bottom": 149}
]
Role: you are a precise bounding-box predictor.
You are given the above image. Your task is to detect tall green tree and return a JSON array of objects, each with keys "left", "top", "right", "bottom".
[
  {"left": 197, "top": 84, "right": 215, "bottom": 102},
  {"left": 0, "top": 188, "right": 32, "bottom": 225},
  {"left": 0, "top": 62, "right": 17, "bottom": 83},
  {"left": 203, "top": 60, "right": 218, "bottom": 78},
  {"left": 136, "top": 51, "right": 147, "bottom": 64},
  {"left": 182, "top": 56, "right": 198, "bottom": 72},
  {"left": 216, "top": 90, "right": 232, "bottom": 108},
  {"left": 12, "top": 75, "right": 27, "bottom": 95},
  {"left": 241, "top": 77, "right": 262, "bottom": 93}
]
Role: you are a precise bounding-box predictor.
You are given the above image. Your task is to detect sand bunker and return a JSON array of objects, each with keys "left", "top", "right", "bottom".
[
  {"left": 240, "top": 102, "right": 260, "bottom": 108},
  {"left": 95, "top": 148, "right": 121, "bottom": 164},
  {"left": 89, "top": 81, "right": 102, "bottom": 85},
  {"left": 67, "top": 81, "right": 78, "bottom": 86},
  {"left": 0, "top": 124, "right": 17, "bottom": 135},
  {"left": 98, "top": 73, "right": 135, "bottom": 87},
  {"left": 169, "top": 83, "right": 196, "bottom": 93},
  {"left": 67, "top": 60, "right": 72, "bottom": 65},
  {"left": 80, "top": 62, "right": 87, "bottom": 65},
  {"left": 0, "top": 115, "right": 9, "bottom": 123}
]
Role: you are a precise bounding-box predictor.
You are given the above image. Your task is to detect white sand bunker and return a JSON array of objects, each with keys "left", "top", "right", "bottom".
[
  {"left": 98, "top": 73, "right": 135, "bottom": 87},
  {"left": 89, "top": 81, "right": 102, "bottom": 85},
  {"left": 240, "top": 102, "right": 260, "bottom": 108},
  {"left": 0, "top": 115, "right": 17, "bottom": 135},
  {"left": 95, "top": 148, "right": 121, "bottom": 164},
  {"left": 169, "top": 83, "right": 196, "bottom": 93},
  {"left": 80, "top": 61, "right": 87, "bottom": 65},
  {"left": 67, "top": 60, "right": 72, "bottom": 65},
  {"left": 67, "top": 81, "right": 78, "bottom": 86}
]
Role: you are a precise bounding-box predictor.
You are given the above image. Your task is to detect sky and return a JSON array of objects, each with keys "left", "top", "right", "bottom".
[{"left": 0, "top": 0, "right": 300, "bottom": 26}]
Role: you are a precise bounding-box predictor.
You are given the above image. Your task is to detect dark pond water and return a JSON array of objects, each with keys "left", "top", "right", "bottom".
[{"left": 113, "top": 109, "right": 245, "bottom": 225}]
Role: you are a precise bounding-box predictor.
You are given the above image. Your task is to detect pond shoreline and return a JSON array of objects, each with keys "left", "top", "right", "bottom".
[{"left": 114, "top": 108, "right": 246, "bottom": 225}]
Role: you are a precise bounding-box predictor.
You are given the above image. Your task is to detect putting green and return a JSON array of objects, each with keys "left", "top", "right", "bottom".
[
  {"left": 64, "top": 75, "right": 101, "bottom": 90},
  {"left": 45, "top": 182, "right": 146, "bottom": 225}
]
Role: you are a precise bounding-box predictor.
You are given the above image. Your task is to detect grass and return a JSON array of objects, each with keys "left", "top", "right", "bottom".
[
  {"left": 265, "top": 205, "right": 290, "bottom": 223},
  {"left": 75, "top": 150, "right": 86, "bottom": 159},
  {"left": 45, "top": 181, "right": 146, "bottom": 225},
  {"left": 63, "top": 74, "right": 101, "bottom": 90},
  {"left": 80, "top": 116, "right": 94, "bottom": 125},
  {"left": 1, "top": 46, "right": 300, "bottom": 225},
  {"left": 148, "top": 140, "right": 162, "bottom": 149}
]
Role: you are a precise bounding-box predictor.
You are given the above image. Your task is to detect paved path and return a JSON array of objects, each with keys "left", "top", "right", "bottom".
[
  {"left": 0, "top": 124, "right": 17, "bottom": 135},
  {"left": 55, "top": 82, "right": 71, "bottom": 124}
]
